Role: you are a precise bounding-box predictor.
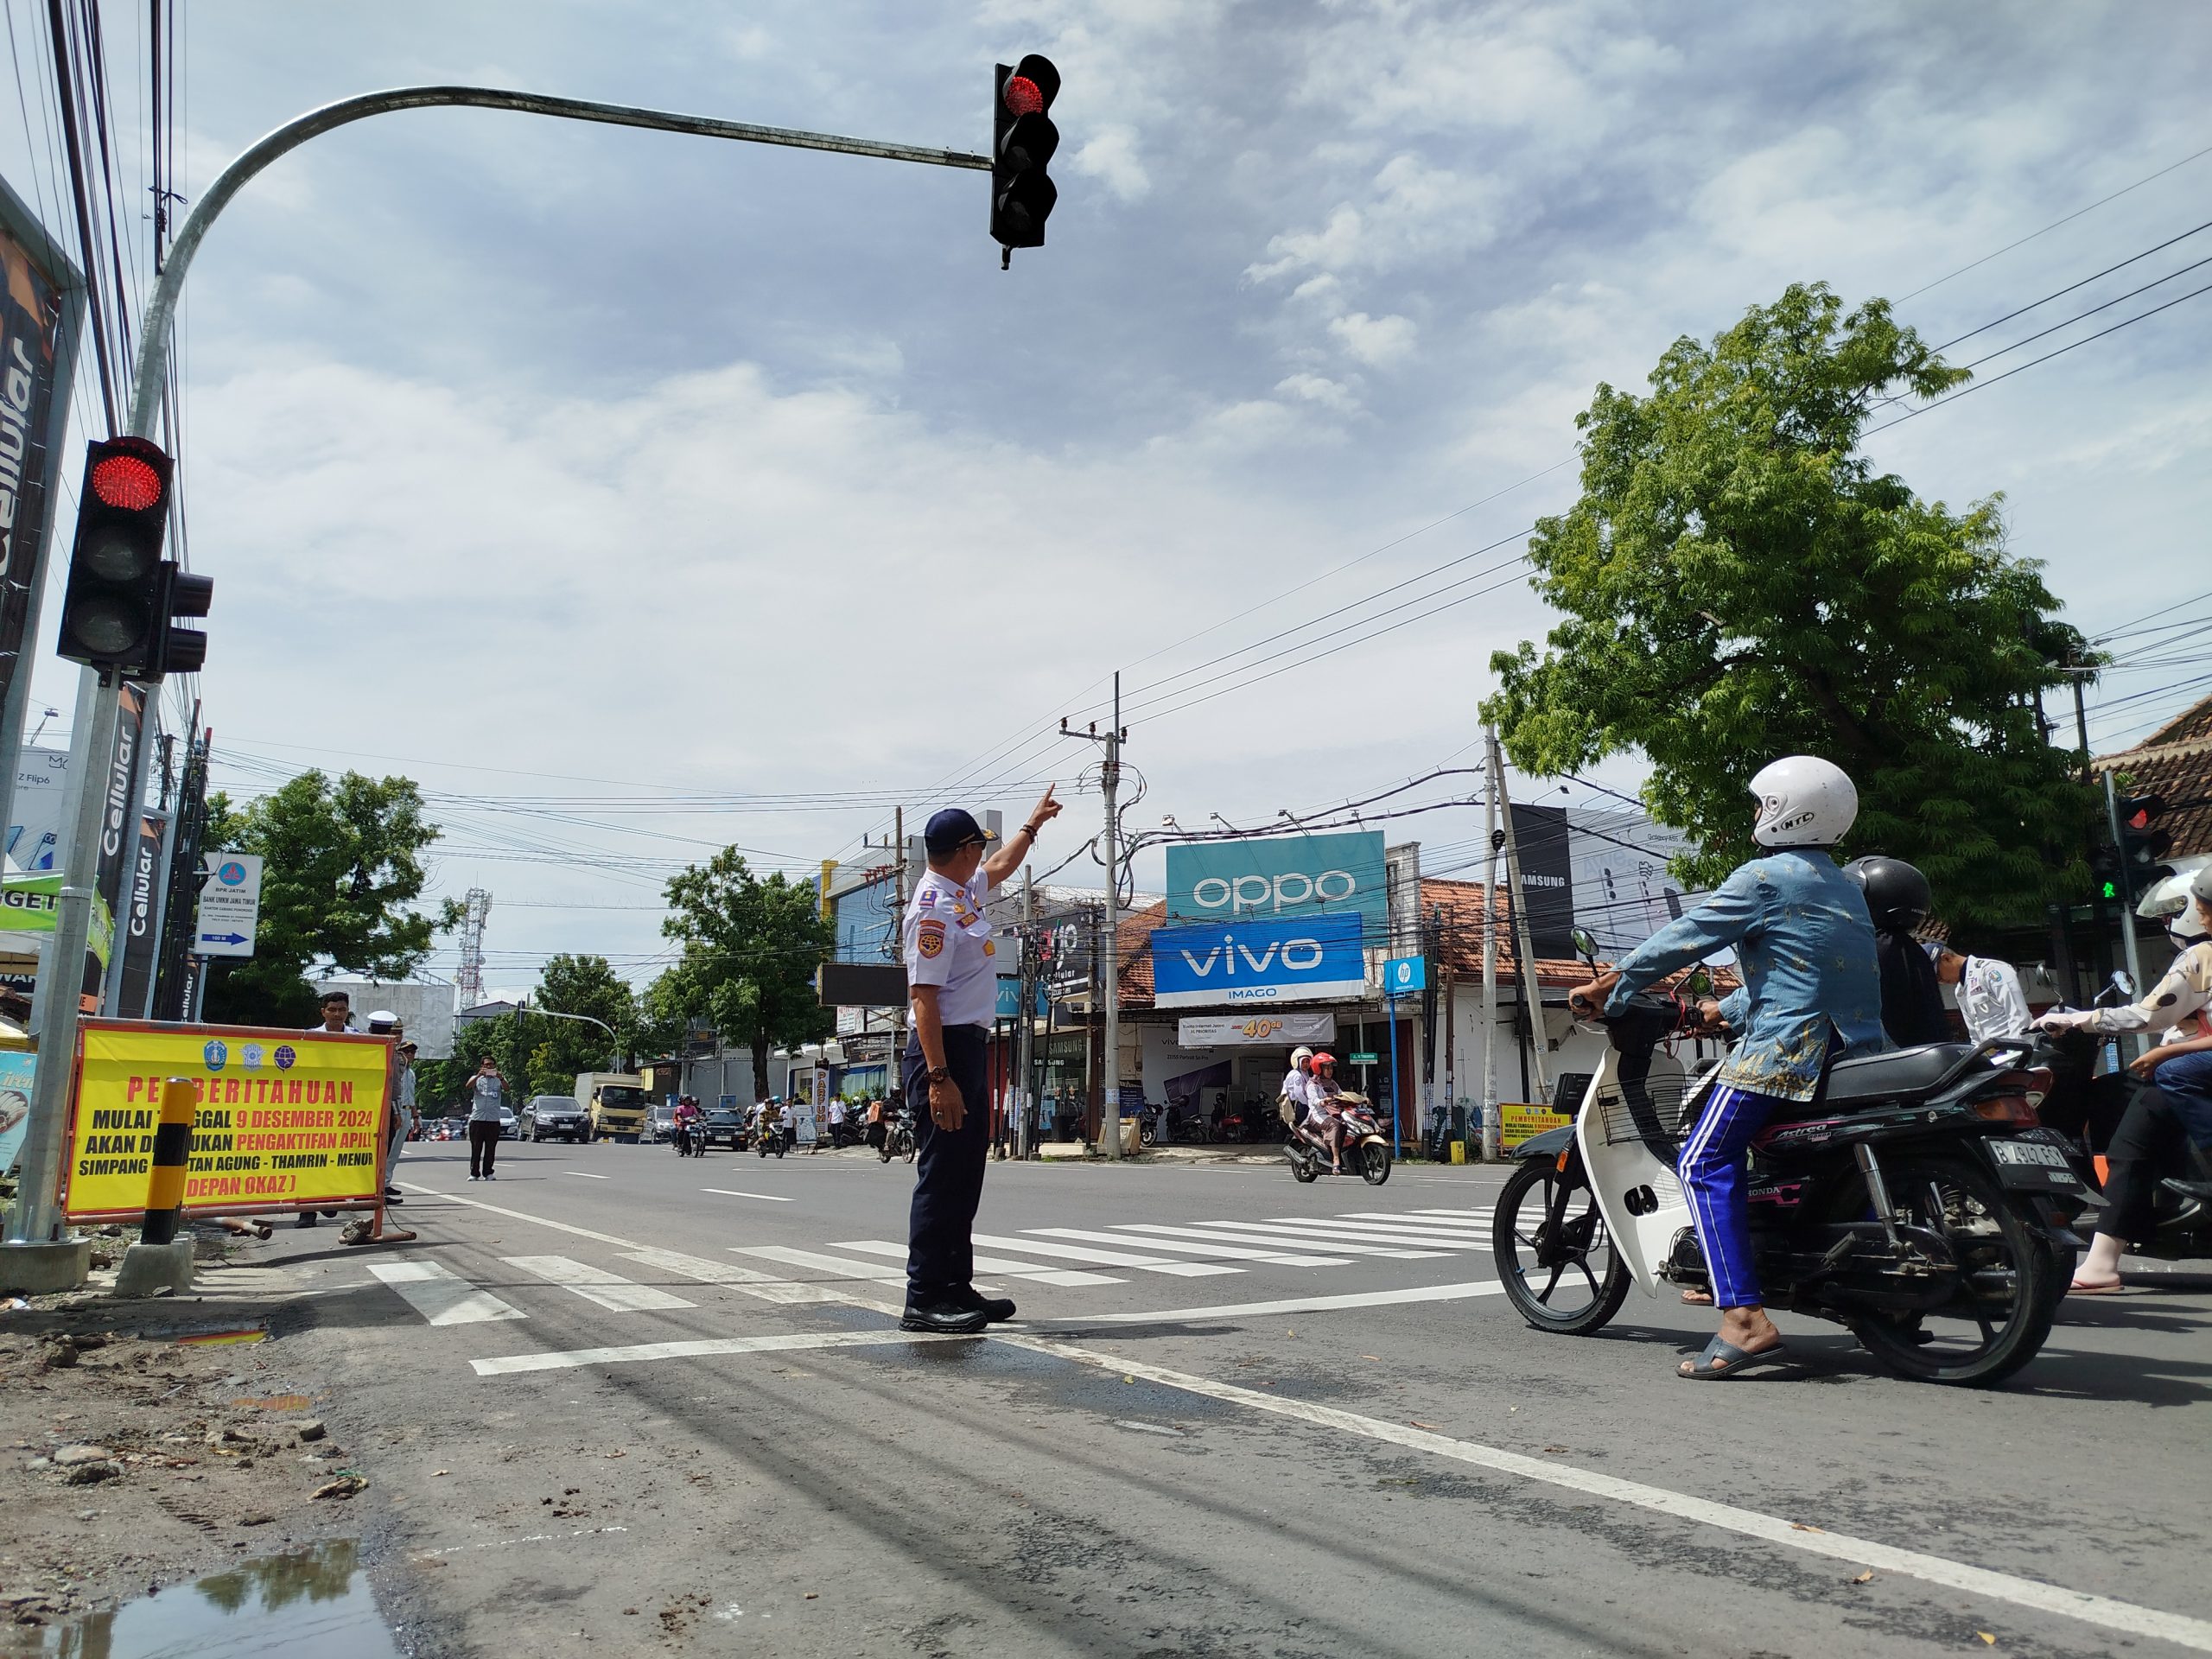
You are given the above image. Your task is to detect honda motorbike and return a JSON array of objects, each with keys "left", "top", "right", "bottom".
[
  {"left": 756, "top": 1120, "right": 787, "bottom": 1158},
  {"left": 1284, "top": 1093, "right": 1392, "bottom": 1185},
  {"left": 672, "top": 1121, "right": 700, "bottom": 1157},
  {"left": 2032, "top": 973, "right": 2212, "bottom": 1267},
  {"left": 878, "top": 1109, "right": 915, "bottom": 1165},
  {"left": 1491, "top": 980, "right": 2088, "bottom": 1387}
]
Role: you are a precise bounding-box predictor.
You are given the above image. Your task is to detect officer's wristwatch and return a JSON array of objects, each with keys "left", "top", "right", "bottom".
[{"left": 926, "top": 1066, "right": 951, "bottom": 1084}]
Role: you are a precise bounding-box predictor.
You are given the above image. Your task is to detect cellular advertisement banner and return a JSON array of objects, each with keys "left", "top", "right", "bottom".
[
  {"left": 1150, "top": 912, "right": 1366, "bottom": 1009},
  {"left": 58, "top": 1020, "right": 392, "bottom": 1220},
  {"left": 1165, "top": 831, "right": 1387, "bottom": 929},
  {"left": 114, "top": 813, "right": 167, "bottom": 1016},
  {"left": 80, "top": 681, "right": 148, "bottom": 999},
  {"left": 0, "top": 202, "right": 72, "bottom": 752}
]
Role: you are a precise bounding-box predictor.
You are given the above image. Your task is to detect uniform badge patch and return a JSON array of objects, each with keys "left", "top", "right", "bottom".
[
  {"left": 918, "top": 889, "right": 936, "bottom": 907},
  {"left": 983, "top": 940, "right": 995, "bottom": 957},
  {"left": 917, "top": 921, "right": 945, "bottom": 958}
]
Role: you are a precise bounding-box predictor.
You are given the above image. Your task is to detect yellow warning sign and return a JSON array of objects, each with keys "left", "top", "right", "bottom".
[
  {"left": 1499, "top": 1103, "right": 1573, "bottom": 1149},
  {"left": 60, "top": 1020, "right": 391, "bottom": 1219}
]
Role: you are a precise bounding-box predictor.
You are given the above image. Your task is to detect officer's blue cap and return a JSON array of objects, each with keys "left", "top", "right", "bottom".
[{"left": 924, "top": 808, "right": 995, "bottom": 856}]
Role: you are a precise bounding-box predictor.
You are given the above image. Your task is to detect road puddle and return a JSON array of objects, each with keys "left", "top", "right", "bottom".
[{"left": 2, "top": 1540, "right": 397, "bottom": 1657}]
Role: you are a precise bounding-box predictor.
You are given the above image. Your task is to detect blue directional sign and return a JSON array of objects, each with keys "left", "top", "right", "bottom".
[{"left": 1383, "top": 955, "right": 1426, "bottom": 996}]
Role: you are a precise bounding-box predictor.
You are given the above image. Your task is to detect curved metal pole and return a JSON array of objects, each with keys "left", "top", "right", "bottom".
[{"left": 127, "top": 85, "right": 990, "bottom": 435}]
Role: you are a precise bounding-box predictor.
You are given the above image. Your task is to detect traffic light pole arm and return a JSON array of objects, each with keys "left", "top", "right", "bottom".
[
  {"left": 126, "top": 84, "right": 992, "bottom": 436},
  {"left": 520, "top": 1004, "right": 621, "bottom": 1068}
]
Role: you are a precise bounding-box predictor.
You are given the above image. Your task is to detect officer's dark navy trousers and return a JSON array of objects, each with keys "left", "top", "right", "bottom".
[{"left": 904, "top": 1024, "right": 990, "bottom": 1307}]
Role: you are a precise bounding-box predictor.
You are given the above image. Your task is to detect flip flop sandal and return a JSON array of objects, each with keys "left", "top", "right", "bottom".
[
  {"left": 2067, "top": 1278, "right": 2125, "bottom": 1296},
  {"left": 1679, "top": 1334, "right": 1789, "bottom": 1380},
  {"left": 1680, "top": 1288, "right": 1713, "bottom": 1305}
]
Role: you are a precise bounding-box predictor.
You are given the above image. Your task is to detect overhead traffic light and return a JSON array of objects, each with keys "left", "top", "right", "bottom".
[
  {"left": 54, "top": 435, "right": 210, "bottom": 678},
  {"left": 991, "top": 54, "right": 1060, "bottom": 267},
  {"left": 2117, "top": 793, "right": 2171, "bottom": 881}
]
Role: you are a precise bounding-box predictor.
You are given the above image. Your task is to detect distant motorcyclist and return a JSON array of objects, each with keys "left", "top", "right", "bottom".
[
  {"left": 673, "top": 1095, "right": 702, "bottom": 1155},
  {"left": 2037, "top": 868, "right": 2212, "bottom": 1293},
  {"left": 1568, "top": 756, "right": 1886, "bottom": 1380},
  {"left": 1845, "top": 856, "right": 1949, "bottom": 1048},
  {"left": 1300, "top": 1052, "right": 1347, "bottom": 1173},
  {"left": 1278, "top": 1046, "right": 1315, "bottom": 1132}
]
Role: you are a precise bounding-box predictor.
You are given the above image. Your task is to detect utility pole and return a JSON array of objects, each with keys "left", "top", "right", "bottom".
[
  {"left": 1479, "top": 733, "right": 1502, "bottom": 1160},
  {"left": 4, "top": 81, "right": 998, "bottom": 1271},
  {"left": 1019, "top": 869, "right": 1035, "bottom": 1159},
  {"left": 2102, "top": 772, "right": 2148, "bottom": 1058},
  {"left": 1062, "top": 675, "right": 1125, "bottom": 1159},
  {"left": 893, "top": 806, "right": 907, "bottom": 1103},
  {"left": 1490, "top": 728, "right": 1551, "bottom": 1108}
]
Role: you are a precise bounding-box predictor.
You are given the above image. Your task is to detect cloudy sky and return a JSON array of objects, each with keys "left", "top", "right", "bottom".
[{"left": 6, "top": 0, "right": 2209, "bottom": 994}]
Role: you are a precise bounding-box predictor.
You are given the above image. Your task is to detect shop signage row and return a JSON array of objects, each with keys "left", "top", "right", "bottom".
[
  {"left": 1150, "top": 912, "right": 1366, "bottom": 1009},
  {"left": 1174, "top": 1011, "right": 1338, "bottom": 1047},
  {"left": 1164, "top": 830, "right": 1386, "bottom": 927}
]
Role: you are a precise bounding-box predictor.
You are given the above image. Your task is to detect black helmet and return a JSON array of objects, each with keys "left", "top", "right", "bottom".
[{"left": 1843, "top": 855, "right": 1932, "bottom": 933}]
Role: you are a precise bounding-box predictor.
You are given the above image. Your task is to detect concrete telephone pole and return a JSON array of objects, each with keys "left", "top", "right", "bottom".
[
  {"left": 1063, "top": 674, "right": 1125, "bottom": 1159},
  {"left": 1479, "top": 733, "right": 1502, "bottom": 1160},
  {"left": 1490, "top": 728, "right": 1551, "bottom": 1108}
]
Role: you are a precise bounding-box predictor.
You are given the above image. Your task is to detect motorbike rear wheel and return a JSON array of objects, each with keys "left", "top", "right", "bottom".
[
  {"left": 1285, "top": 1144, "right": 1319, "bottom": 1184},
  {"left": 1493, "top": 1157, "right": 1631, "bottom": 1335},
  {"left": 1359, "top": 1141, "right": 1391, "bottom": 1185},
  {"left": 1845, "top": 1154, "right": 2058, "bottom": 1388}
]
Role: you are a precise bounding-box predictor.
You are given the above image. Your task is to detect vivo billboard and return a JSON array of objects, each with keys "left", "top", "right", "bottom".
[
  {"left": 1151, "top": 913, "right": 1366, "bottom": 1010},
  {"left": 1164, "top": 830, "right": 1386, "bottom": 931}
]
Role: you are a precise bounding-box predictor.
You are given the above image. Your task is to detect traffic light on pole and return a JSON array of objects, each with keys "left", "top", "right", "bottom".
[
  {"left": 991, "top": 54, "right": 1060, "bottom": 267},
  {"left": 2117, "top": 794, "right": 2171, "bottom": 885},
  {"left": 152, "top": 563, "right": 213, "bottom": 677},
  {"left": 56, "top": 436, "right": 172, "bottom": 671}
]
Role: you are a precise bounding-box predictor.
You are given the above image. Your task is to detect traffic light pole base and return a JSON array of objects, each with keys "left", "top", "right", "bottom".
[
  {"left": 0, "top": 1237, "right": 92, "bottom": 1295},
  {"left": 113, "top": 1240, "right": 195, "bottom": 1299}
]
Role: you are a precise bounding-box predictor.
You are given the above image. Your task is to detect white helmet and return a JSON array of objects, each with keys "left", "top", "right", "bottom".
[
  {"left": 1749, "top": 756, "right": 1857, "bottom": 849},
  {"left": 1290, "top": 1046, "right": 1314, "bottom": 1071}
]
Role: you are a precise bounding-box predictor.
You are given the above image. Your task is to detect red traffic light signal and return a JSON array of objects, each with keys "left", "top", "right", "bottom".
[
  {"left": 992, "top": 54, "right": 1061, "bottom": 265},
  {"left": 57, "top": 436, "right": 173, "bottom": 668}
]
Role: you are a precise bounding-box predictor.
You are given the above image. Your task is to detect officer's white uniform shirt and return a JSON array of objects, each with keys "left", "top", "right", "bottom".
[
  {"left": 1280, "top": 1068, "right": 1310, "bottom": 1109},
  {"left": 903, "top": 864, "right": 999, "bottom": 1029}
]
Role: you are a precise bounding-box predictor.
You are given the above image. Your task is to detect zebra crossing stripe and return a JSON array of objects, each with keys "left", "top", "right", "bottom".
[
  {"left": 1258, "top": 1217, "right": 1493, "bottom": 1248},
  {"left": 367, "top": 1260, "right": 526, "bottom": 1326},
  {"left": 505, "top": 1255, "right": 697, "bottom": 1313},
  {"left": 969, "top": 1233, "right": 1240, "bottom": 1278},
  {"left": 1169, "top": 1222, "right": 1445, "bottom": 1259},
  {"left": 1332, "top": 1211, "right": 1495, "bottom": 1237},
  {"left": 830, "top": 1240, "right": 1120, "bottom": 1287},
  {"left": 618, "top": 1248, "right": 787, "bottom": 1287},
  {"left": 734, "top": 1245, "right": 907, "bottom": 1283},
  {"left": 1027, "top": 1227, "right": 1349, "bottom": 1268}
]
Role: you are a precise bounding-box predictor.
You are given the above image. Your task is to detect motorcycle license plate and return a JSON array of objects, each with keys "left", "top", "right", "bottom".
[{"left": 1989, "top": 1137, "right": 2083, "bottom": 1191}]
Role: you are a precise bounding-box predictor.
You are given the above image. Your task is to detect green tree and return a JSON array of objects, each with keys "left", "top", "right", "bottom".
[
  {"left": 526, "top": 952, "right": 637, "bottom": 1094},
  {"left": 201, "top": 771, "right": 461, "bottom": 1025},
  {"left": 659, "top": 849, "right": 834, "bottom": 1096},
  {"left": 1483, "top": 283, "right": 2100, "bottom": 938}
]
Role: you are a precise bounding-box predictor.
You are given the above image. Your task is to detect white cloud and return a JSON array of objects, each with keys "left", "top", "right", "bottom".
[
  {"left": 1275, "top": 372, "right": 1360, "bottom": 413},
  {"left": 1073, "top": 124, "right": 1151, "bottom": 201},
  {"left": 1327, "top": 311, "right": 1417, "bottom": 366}
]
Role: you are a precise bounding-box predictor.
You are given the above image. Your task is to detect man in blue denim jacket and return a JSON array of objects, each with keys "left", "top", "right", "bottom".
[{"left": 1569, "top": 756, "right": 1885, "bottom": 1380}]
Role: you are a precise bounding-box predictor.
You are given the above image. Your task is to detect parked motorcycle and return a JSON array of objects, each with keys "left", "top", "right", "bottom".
[
  {"left": 1283, "top": 1094, "right": 1392, "bottom": 1185},
  {"left": 1491, "top": 956, "right": 2089, "bottom": 1387}
]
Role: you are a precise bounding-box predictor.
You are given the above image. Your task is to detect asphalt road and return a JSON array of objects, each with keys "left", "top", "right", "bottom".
[{"left": 278, "top": 1135, "right": 2212, "bottom": 1657}]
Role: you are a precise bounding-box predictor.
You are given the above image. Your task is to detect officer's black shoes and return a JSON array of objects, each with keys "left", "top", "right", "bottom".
[
  {"left": 950, "top": 1285, "right": 1017, "bottom": 1324},
  {"left": 899, "top": 1300, "right": 990, "bottom": 1335}
]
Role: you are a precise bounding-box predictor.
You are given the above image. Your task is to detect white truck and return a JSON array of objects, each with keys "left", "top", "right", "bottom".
[{"left": 575, "top": 1071, "right": 648, "bottom": 1142}]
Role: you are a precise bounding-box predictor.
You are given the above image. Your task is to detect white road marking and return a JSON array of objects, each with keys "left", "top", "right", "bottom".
[
  {"left": 505, "top": 1255, "right": 696, "bottom": 1312},
  {"left": 995, "top": 1330, "right": 2212, "bottom": 1656},
  {"left": 366, "top": 1260, "right": 526, "bottom": 1326},
  {"left": 1255, "top": 1217, "right": 1493, "bottom": 1249},
  {"left": 702, "top": 1188, "right": 793, "bottom": 1203},
  {"left": 617, "top": 1248, "right": 787, "bottom": 1287},
  {"left": 1073, "top": 1279, "right": 1509, "bottom": 1324},
  {"left": 970, "top": 1232, "right": 1239, "bottom": 1277},
  {"left": 1329, "top": 1211, "right": 1494, "bottom": 1239},
  {"left": 830, "top": 1239, "right": 1119, "bottom": 1287},
  {"left": 413, "top": 1179, "right": 2212, "bottom": 1650},
  {"left": 1027, "top": 1227, "right": 1348, "bottom": 1267},
  {"left": 1175, "top": 1222, "right": 1446, "bottom": 1259},
  {"left": 734, "top": 1245, "right": 907, "bottom": 1282},
  {"left": 1338, "top": 1210, "right": 1492, "bottom": 1230},
  {"left": 473, "top": 1328, "right": 976, "bottom": 1376},
  {"left": 563, "top": 1171, "right": 611, "bottom": 1180}
]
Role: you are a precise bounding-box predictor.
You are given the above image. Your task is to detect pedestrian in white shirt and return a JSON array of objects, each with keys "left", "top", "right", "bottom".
[
  {"left": 1926, "top": 944, "right": 2031, "bottom": 1044},
  {"left": 1278, "top": 1046, "right": 1314, "bottom": 1130}
]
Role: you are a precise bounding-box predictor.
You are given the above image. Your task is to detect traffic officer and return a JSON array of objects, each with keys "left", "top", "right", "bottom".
[{"left": 899, "top": 788, "right": 1063, "bottom": 1334}]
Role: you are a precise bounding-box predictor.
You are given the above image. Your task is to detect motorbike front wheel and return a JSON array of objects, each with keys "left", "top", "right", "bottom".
[
  {"left": 1493, "top": 1157, "right": 1632, "bottom": 1335},
  {"left": 1845, "top": 1154, "right": 2058, "bottom": 1388},
  {"left": 1359, "top": 1141, "right": 1392, "bottom": 1185}
]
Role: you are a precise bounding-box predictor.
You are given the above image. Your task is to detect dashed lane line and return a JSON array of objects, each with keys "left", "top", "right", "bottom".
[
  {"left": 1068, "top": 1279, "right": 1509, "bottom": 1324},
  {"left": 702, "top": 1188, "right": 794, "bottom": 1203}
]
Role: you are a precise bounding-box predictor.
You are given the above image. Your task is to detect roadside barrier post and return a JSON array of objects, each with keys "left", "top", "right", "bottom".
[{"left": 114, "top": 1077, "right": 199, "bottom": 1296}]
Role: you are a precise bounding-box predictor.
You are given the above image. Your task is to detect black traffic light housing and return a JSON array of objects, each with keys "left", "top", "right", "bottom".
[
  {"left": 54, "top": 435, "right": 210, "bottom": 679},
  {"left": 2116, "top": 793, "right": 2171, "bottom": 882},
  {"left": 57, "top": 435, "right": 172, "bottom": 671},
  {"left": 992, "top": 54, "right": 1060, "bottom": 266}
]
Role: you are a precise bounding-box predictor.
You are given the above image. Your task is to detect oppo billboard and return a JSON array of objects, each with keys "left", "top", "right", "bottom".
[{"left": 1164, "top": 830, "right": 1386, "bottom": 931}]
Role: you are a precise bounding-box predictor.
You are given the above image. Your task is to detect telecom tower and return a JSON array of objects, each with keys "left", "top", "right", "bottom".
[{"left": 455, "top": 887, "right": 493, "bottom": 1010}]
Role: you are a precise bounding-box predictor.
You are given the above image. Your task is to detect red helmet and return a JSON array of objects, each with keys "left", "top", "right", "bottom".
[{"left": 1311, "top": 1052, "right": 1336, "bottom": 1069}]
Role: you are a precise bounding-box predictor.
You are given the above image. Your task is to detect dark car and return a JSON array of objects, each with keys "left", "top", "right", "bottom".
[
  {"left": 696, "top": 1104, "right": 748, "bottom": 1151},
  {"left": 521, "top": 1094, "right": 590, "bottom": 1144}
]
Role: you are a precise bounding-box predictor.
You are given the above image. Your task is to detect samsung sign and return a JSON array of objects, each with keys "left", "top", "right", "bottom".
[
  {"left": 1151, "top": 914, "right": 1367, "bottom": 1009},
  {"left": 1165, "top": 831, "right": 1386, "bottom": 929}
]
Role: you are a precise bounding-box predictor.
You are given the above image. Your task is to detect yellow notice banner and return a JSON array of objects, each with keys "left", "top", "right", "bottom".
[
  {"left": 60, "top": 1020, "right": 391, "bottom": 1219},
  {"left": 1498, "top": 1103, "right": 1574, "bottom": 1149}
]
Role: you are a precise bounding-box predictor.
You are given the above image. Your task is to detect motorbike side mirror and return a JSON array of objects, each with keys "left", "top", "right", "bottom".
[
  {"left": 1569, "top": 926, "right": 1599, "bottom": 965},
  {"left": 2032, "top": 962, "right": 2054, "bottom": 988},
  {"left": 2109, "top": 969, "right": 2136, "bottom": 999},
  {"left": 1682, "top": 966, "right": 1714, "bottom": 1001}
]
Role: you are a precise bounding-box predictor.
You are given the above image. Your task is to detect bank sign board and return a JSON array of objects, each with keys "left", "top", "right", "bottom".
[
  {"left": 1165, "top": 830, "right": 1387, "bottom": 930},
  {"left": 1151, "top": 913, "right": 1365, "bottom": 1009}
]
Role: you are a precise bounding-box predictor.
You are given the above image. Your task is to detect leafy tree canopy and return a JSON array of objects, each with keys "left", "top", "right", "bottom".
[
  {"left": 202, "top": 770, "right": 460, "bottom": 1026},
  {"left": 658, "top": 849, "right": 834, "bottom": 1096},
  {"left": 1482, "top": 283, "right": 2101, "bottom": 938}
]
